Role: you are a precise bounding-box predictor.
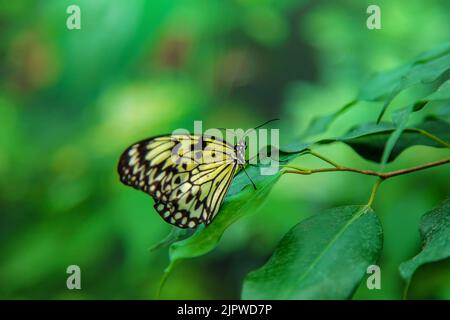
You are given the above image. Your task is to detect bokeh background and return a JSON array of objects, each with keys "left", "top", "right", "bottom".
[{"left": 0, "top": 0, "right": 449, "bottom": 299}]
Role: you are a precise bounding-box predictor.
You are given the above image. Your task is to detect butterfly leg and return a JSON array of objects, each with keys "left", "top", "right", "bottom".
[{"left": 240, "top": 165, "right": 257, "bottom": 190}]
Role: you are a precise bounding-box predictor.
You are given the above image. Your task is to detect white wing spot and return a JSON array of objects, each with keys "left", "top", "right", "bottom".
[
  {"left": 128, "top": 148, "right": 138, "bottom": 156},
  {"left": 174, "top": 212, "right": 182, "bottom": 220}
]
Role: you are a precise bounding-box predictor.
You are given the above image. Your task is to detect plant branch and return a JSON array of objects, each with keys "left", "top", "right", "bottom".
[{"left": 282, "top": 158, "right": 450, "bottom": 180}]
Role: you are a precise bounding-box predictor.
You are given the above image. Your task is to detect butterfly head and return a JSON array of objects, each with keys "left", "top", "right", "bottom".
[
  {"left": 235, "top": 140, "right": 246, "bottom": 165},
  {"left": 235, "top": 119, "right": 279, "bottom": 166}
]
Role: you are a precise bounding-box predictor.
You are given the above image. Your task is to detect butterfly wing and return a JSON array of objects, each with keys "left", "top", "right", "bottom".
[{"left": 117, "top": 134, "right": 238, "bottom": 228}]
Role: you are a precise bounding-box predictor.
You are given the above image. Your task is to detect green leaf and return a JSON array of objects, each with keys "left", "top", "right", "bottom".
[
  {"left": 149, "top": 227, "right": 193, "bottom": 252},
  {"left": 356, "top": 42, "right": 450, "bottom": 122},
  {"left": 157, "top": 161, "right": 291, "bottom": 297},
  {"left": 399, "top": 197, "right": 450, "bottom": 283},
  {"left": 300, "top": 100, "right": 358, "bottom": 138},
  {"left": 437, "top": 101, "right": 450, "bottom": 119},
  {"left": 403, "top": 51, "right": 450, "bottom": 87},
  {"left": 241, "top": 205, "right": 383, "bottom": 300},
  {"left": 380, "top": 105, "right": 414, "bottom": 166},
  {"left": 413, "top": 80, "right": 450, "bottom": 111},
  {"left": 278, "top": 142, "right": 311, "bottom": 154},
  {"left": 166, "top": 145, "right": 310, "bottom": 264},
  {"left": 169, "top": 167, "right": 281, "bottom": 263},
  {"left": 425, "top": 80, "right": 450, "bottom": 100},
  {"left": 287, "top": 44, "right": 450, "bottom": 143},
  {"left": 376, "top": 49, "right": 450, "bottom": 122},
  {"left": 358, "top": 64, "right": 411, "bottom": 102},
  {"left": 414, "top": 41, "right": 450, "bottom": 63},
  {"left": 369, "top": 40, "right": 448, "bottom": 100},
  {"left": 320, "top": 117, "right": 450, "bottom": 163}
]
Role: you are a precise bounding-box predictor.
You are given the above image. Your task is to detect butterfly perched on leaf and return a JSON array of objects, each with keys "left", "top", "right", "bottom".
[
  {"left": 118, "top": 133, "right": 249, "bottom": 229},
  {"left": 117, "top": 120, "right": 278, "bottom": 229}
]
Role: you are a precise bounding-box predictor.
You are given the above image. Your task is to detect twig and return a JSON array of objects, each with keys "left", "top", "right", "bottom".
[{"left": 283, "top": 158, "right": 450, "bottom": 180}]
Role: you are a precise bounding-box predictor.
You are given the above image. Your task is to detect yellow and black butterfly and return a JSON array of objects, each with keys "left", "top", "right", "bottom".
[{"left": 117, "top": 120, "right": 278, "bottom": 229}]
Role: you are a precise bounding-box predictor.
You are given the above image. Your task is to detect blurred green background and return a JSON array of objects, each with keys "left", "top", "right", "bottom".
[{"left": 0, "top": 0, "right": 449, "bottom": 299}]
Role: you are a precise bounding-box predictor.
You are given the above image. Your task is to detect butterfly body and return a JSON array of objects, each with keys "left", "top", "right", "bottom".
[{"left": 118, "top": 134, "right": 244, "bottom": 228}]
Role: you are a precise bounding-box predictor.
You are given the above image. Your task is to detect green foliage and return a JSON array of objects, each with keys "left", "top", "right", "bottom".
[
  {"left": 369, "top": 41, "right": 450, "bottom": 122},
  {"left": 159, "top": 41, "right": 449, "bottom": 299},
  {"left": 165, "top": 149, "right": 306, "bottom": 263},
  {"left": 399, "top": 197, "right": 450, "bottom": 284},
  {"left": 323, "top": 117, "right": 449, "bottom": 163},
  {"left": 242, "top": 206, "right": 382, "bottom": 299},
  {"left": 1, "top": 0, "right": 449, "bottom": 300},
  {"left": 301, "top": 42, "right": 450, "bottom": 137},
  {"left": 414, "top": 80, "right": 450, "bottom": 111},
  {"left": 169, "top": 168, "right": 281, "bottom": 263}
]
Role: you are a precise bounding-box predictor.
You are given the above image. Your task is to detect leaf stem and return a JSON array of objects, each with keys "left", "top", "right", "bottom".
[
  {"left": 283, "top": 158, "right": 450, "bottom": 180},
  {"left": 403, "top": 280, "right": 411, "bottom": 300},
  {"left": 408, "top": 128, "right": 450, "bottom": 148},
  {"left": 367, "top": 178, "right": 383, "bottom": 207},
  {"left": 155, "top": 260, "right": 178, "bottom": 299}
]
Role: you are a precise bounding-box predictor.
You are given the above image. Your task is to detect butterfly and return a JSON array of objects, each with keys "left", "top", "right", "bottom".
[{"left": 117, "top": 120, "right": 278, "bottom": 229}]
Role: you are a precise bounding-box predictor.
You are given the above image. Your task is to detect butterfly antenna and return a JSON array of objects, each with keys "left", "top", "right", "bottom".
[
  {"left": 244, "top": 118, "right": 280, "bottom": 137},
  {"left": 217, "top": 128, "right": 234, "bottom": 133},
  {"left": 253, "top": 118, "right": 280, "bottom": 130},
  {"left": 241, "top": 165, "right": 257, "bottom": 190}
]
